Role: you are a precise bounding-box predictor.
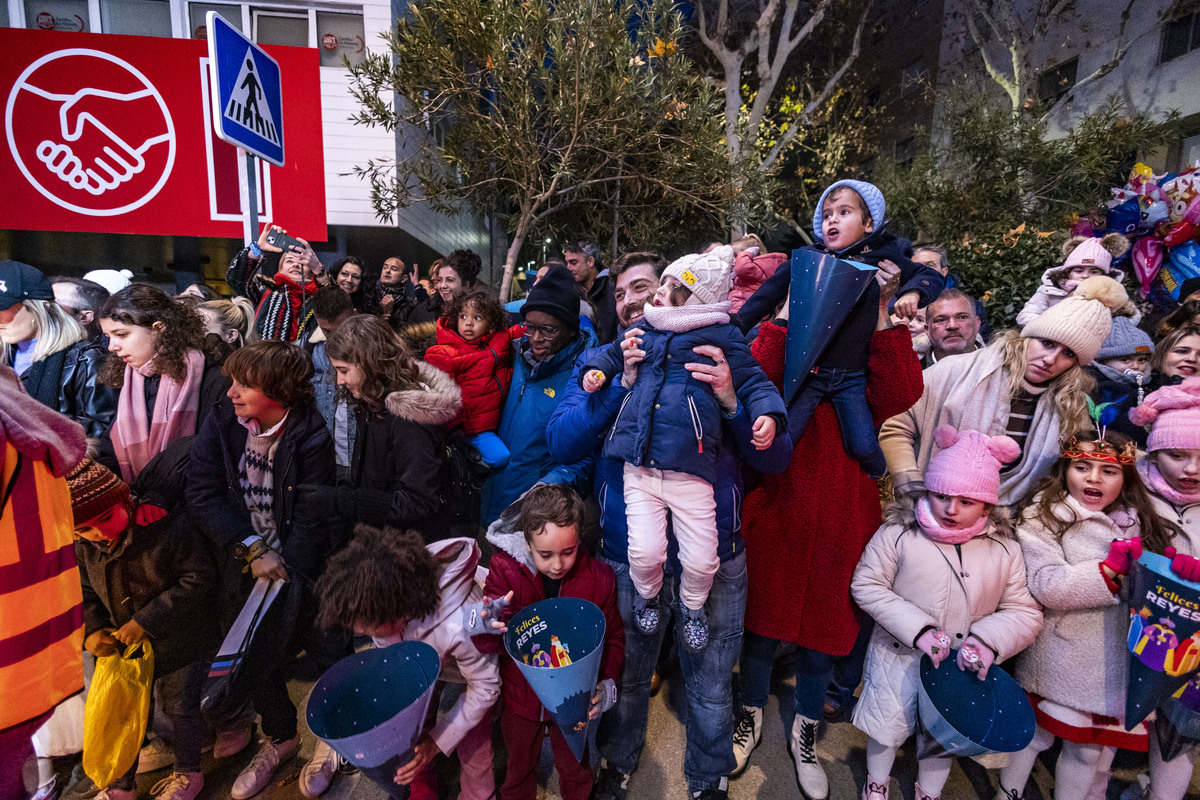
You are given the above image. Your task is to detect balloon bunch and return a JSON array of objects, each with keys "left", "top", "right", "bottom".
[{"left": 1073, "top": 162, "right": 1200, "bottom": 305}]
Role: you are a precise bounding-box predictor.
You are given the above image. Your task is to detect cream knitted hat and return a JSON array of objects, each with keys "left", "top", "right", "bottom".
[
  {"left": 1021, "top": 276, "right": 1129, "bottom": 365},
  {"left": 661, "top": 245, "right": 734, "bottom": 306}
]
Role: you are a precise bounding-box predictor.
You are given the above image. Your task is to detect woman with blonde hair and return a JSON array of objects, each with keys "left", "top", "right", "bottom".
[
  {"left": 0, "top": 261, "right": 116, "bottom": 438},
  {"left": 880, "top": 276, "right": 1129, "bottom": 509},
  {"left": 198, "top": 297, "right": 256, "bottom": 350}
]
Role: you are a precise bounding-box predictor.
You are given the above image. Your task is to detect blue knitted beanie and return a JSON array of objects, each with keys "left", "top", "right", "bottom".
[{"left": 812, "top": 179, "right": 886, "bottom": 244}]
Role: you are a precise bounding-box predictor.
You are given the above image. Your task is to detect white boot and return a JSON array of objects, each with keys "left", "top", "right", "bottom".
[
  {"left": 731, "top": 705, "right": 763, "bottom": 777},
  {"left": 788, "top": 715, "right": 828, "bottom": 800}
]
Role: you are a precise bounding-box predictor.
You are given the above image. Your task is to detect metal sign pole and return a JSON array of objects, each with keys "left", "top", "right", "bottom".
[{"left": 244, "top": 150, "right": 259, "bottom": 244}]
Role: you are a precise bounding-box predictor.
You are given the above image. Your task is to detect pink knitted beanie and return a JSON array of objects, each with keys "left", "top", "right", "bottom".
[
  {"left": 1129, "top": 378, "right": 1200, "bottom": 451},
  {"left": 924, "top": 426, "right": 1022, "bottom": 504}
]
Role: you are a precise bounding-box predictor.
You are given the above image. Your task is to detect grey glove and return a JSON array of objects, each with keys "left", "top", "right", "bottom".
[{"left": 462, "top": 595, "right": 512, "bottom": 636}]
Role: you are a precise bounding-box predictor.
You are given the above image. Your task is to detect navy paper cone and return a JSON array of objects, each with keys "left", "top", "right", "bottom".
[
  {"left": 783, "top": 249, "right": 878, "bottom": 406},
  {"left": 306, "top": 642, "right": 440, "bottom": 798},
  {"left": 504, "top": 597, "right": 606, "bottom": 761},
  {"left": 917, "top": 650, "right": 1035, "bottom": 757},
  {"left": 1125, "top": 553, "right": 1200, "bottom": 730}
]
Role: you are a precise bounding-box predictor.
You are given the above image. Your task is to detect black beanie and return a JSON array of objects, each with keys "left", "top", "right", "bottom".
[
  {"left": 522, "top": 264, "right": 580, "bottom": 330},
  {"left": 1181, "top": 276, "right": 1200, "bottom": 303}
]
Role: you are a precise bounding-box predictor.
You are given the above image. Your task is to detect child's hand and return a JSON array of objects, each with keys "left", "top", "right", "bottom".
[
  {"left": 394, "top": 734, "right": 442, "bottom": 785},
  {"left": 1101, "top": 537, "right": 1143, "bottom": 577},
  {"left": 84, "top": 628, "right": 120, "bottom": 657},
  {"left": 621, "top": 328, "right": 645, "bottom": 388},
  {"left": 957, "top": 636, "right": 995, "bottom": 680},
  {"left": 589, "top": 678, "right": 618, "bottom": 720},
  {"left": 463, "top": 591, "right": 514, "bottom": 635},
  {"left": 915, "top": 628, "right": 951, "bottom": 667},
  {"left": 751, "top": 415, "right": 776, "bottom": 450},
  {"left": 583, "top": 370, "right": 607, "bottom": 393},
  {"left": 1166, "top": 547, "right": 1200, "bottom": 582},
  {"left": 251, "top": 550, "right": 289, "bottom": 582},
  {"left": 892, "top": 290, "right": 920, "bottom": 320},
  {"left": 113, "top": 618, "right": 147, "bottom": 646},
  {"left": 134, "top": 503, "right": 168, "bottom": 526}
]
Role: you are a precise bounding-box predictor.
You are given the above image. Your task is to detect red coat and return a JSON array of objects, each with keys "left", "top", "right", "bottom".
[
  {"left": 729, "top": 251, "right": 787, "bottom": 313},
  {"left": 741, "top": 321, "right": 923, "bottom": 655},
  {"left": 473, "top": 530, "right": 625, "bottom": 721},
  {"left": 423, "top": 321, "right": 525, "bottom": 434}
]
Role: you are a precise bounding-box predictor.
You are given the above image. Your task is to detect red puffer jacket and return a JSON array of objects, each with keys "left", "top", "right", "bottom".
[
  {"left": 424, "top": 320, "right": 525, "bottom": 434},
  {"left": 741, "top": 321, "right": 923, "bottom": 655},
  {"left": 729, "top": 250, "right": 787, "bottom": 313},
  {"left": 473, "top": 525, "right": 625, "bottom": 722}
]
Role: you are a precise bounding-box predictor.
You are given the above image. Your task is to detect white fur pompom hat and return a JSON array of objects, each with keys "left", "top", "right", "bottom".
[{"left": 1021, "top": 276, "right": 1129, "bottom": 365}]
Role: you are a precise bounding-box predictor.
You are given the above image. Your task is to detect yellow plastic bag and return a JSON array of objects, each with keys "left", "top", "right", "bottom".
[{"left": 83, "top": 641, "right": 154, "bottom": 788}]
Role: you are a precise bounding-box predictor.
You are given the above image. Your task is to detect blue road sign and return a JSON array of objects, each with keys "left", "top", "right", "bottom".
[{"left": 206, "top": 11, "right": 285, "bottom": 166}]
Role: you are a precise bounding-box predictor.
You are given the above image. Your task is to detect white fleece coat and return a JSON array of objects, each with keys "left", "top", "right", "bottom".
[
  {"left": 851, "top": 504, "right": 1043, "bottom": 746},
  {"left": 372, "top": 537, "right": 501, "bottom": 756},
  {"left": 1014, "top": 494, "right": 1137, "bottom": 718},
  {"left": 1145, "top": 488, "right": 1200, "bottom": 557},
  {"left": 879, "top": 344, "right": 1070, "bottom": 508}
]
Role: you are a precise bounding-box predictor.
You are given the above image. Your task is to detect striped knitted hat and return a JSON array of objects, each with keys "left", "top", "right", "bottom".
[{"left": 67, "top": 458, "right": 131, "bottom": 527}]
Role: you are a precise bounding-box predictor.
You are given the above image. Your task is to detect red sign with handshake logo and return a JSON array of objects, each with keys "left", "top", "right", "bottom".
[{"left": 1, "top": 27, "right": 327, "bottom": 240}]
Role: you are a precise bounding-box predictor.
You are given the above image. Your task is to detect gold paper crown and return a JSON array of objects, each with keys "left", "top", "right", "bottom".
[{"left": 1061, "top": 435, "right": 1137, "bottom": 466}]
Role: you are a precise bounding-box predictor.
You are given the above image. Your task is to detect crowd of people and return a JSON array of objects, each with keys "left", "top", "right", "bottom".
[{"left": 3, "top": 176, "right": 1200, "bottom": 800}]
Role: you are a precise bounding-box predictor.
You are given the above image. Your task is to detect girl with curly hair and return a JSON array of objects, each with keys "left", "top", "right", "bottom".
[
  {"left": 98, "top": 285, "right": 230, "bottom": 481},
  {"left": 424, "top": 286, "right": 525, "bottom": 467},
  {"left": 299, "top": 314, "right": 462, "bottom": 542},
  {"left": 185, "top": 339, "right": 335, "bottom": 798}
]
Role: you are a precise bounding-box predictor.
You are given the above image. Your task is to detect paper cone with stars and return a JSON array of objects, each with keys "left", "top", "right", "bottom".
[
  {"left": 306, "top": 642, "right": 440, "bottom": 798},
  {"left": 504, "top": 597, "right": 607, "bottom": 761},
  {"left": 1125, "top": 552, "right": 1200, "bottom": 729}
]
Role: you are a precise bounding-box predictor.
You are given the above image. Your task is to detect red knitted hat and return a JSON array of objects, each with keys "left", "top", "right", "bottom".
[{"left": 67, "top": 458, "right": 131, "bottom": 527}]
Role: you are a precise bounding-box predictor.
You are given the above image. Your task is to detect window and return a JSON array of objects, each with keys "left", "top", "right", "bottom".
[
  {"left": 24, "top": 0, "right": 89, "bottom": 30},
  {"left": 1163, "top": 13, "right": 1200, "bottom": 63},
  {"left": 1182, "top": 133, "right": 1200, "bottom": 170},
  {"left": 190, "top": 3, "right": 240, "bottom": 38},
  {"left": 254, "top": 10, "right": 308, "bottom": 46},
  {"left": 1037, "top": 57, "right": 1077, "bottom": 105},
  {"left": 900, "top": 57, "right": 926, "bottom": 97},
  {"left": 316, "top": 11, "right": 366, "bottom": 67},
  {"left": 100, "top": 0, "right": 170, "bottom": 36}
]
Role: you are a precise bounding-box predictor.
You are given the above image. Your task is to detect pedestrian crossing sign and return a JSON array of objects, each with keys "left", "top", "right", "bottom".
[{"left": 206, "top": 11, "right": 285, "bottom": 166}]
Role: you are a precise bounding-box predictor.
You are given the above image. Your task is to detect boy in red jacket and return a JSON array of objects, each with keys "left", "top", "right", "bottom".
[{"left": 468, "top": 484, "right": 625, "bottom": 800}]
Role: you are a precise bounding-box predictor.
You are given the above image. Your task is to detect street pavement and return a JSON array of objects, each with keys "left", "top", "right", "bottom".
[{"left": 114, "top": 651, "right": 1200, "bottom": 800}]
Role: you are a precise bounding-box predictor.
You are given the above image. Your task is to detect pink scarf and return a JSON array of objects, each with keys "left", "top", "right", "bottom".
[
  {"left": 112, "top": 348, "right": 205, "bottom": 482},
  {"left": 0, "top": 366, "right": 86, "bottom": 477},
  {"left": 916, "top": 496, "right": 988, "bottom": 544},
  {"left": 1140, "top": 458, "right": 1200, "bottom": 507}
]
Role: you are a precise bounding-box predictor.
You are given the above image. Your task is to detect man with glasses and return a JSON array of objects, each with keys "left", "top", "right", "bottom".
[{"left": 480, "top": 264, "right": 598, "bottom": 524}]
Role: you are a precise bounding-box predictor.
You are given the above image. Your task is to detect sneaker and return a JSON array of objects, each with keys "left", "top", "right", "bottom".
[
  {"left": 861, "top": 777, "right": 889, "bottom": 800},
  {"left": 95, "top": 789, "right": 136, "bottom": 800},
  {"left": 633, "top": 595, "right": 660, "bottom": 634},
  {"left": 914, "top": 781, "right": 939, "bottom": 800},
  {"left": 300, "top": 739, "right": 340, "bottom": 798},
  {"left": 150, "top": 772, "right": 204, "bottom": 800},
  {"left": 137, "top": 736, "right": 176, "bottom": 773},
  {"left": 231, "top": 736, "right": 300, "bottom": 800},
  {"left": 590, "top": 761, "right": 632, "bottom": 800},
  {"left": 731, "top": 705, "right": 763, "bottom": 777},
  {"left": 213, "top": 725, "right": 253, "bottom": 759},
  {"left": 788, "top": 715, "right": 828, "bottom": 800},
  {"left": 681, "top": 608, "right": 708, "bottom": 652},
  {"left": 30, "top": 776, "right": 57, "bottom": 800},
  {"left": 690, "top": 777, "right": 729, "bottom": 800}
]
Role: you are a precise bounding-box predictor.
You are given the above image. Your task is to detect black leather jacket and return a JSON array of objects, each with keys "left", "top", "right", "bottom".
[{"left": 20, "top": 338, "right": 117, "bottom": 438}]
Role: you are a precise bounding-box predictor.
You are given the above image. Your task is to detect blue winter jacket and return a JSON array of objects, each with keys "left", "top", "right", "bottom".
[
  {"left": 583, "top": 322, "right": 786, "bottom": 485},
  {"left": 549, "top": 346, "right": 792, "bottom": 568},
  {"left": 480, "top": 328, "right": 598, "bottom": 523}
]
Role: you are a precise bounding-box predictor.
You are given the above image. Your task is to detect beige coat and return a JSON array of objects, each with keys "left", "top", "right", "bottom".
[
  {"left": 878, "top": 344, "right": 1066, "bottom": 508},
  {"left": 1142, "top": 462, "right": 1200, "bottom": 556},
  {"left": 1014, "top": 493, "right": 1137, "bottom": 719},
  {"left": 851, "top": 503, "right": 1043, "bottom": 745}
]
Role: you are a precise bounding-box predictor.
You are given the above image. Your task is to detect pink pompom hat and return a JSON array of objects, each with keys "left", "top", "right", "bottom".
[
  {"left": 1129, "top": 377, "right": 1200, "bottom": 452},
  {"left": 925, "top": 426, "right": 1022, "bottom": 504}
]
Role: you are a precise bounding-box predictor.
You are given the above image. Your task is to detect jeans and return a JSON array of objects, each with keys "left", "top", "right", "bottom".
[
  {"left": 596, "top": 553, "right": 747, "bottom": 792},
  {"left": 114, "top": 660, "right": 207, "bottom": 788},
  {"left": 738, "top": 633, "right": 832, "bottom": 720},
  {"left": 787, "top": 368, "right": 886, "bottom": 478},
  {"left": 826, "top": 614, "right": 874, "bottom": 716}
]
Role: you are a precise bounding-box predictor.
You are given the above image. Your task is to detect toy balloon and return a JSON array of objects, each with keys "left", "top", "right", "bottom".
[
  {"left": 1106, "top": 198, "right": 1140, "bottom": 236},
  {"left": 1132, "top": 237, "right": 1165, "bottom": 297}
]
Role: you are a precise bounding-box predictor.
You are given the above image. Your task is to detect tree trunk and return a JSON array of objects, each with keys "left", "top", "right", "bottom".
[{"left": 498, "top": 213, "right": 533, "bottom": 302}]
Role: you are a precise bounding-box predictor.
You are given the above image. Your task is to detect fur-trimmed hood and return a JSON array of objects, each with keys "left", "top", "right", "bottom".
[
  {"left": 384, "top": 360, "right": 463, "bottom": 426},
  {"left": 485, "top": 490, "right": 537, "bottom": 572},
  {"left": 882, "top": 495, "right": 1015, "bottom": 539}
]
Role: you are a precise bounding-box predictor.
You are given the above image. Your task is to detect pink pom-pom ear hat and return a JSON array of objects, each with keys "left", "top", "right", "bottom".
[
  {"left": 925, "top": 425, "right": 1020, "bottom": 505},
  {"left": 1129, "top": 377, "right": 1200, "bottom": 452}
]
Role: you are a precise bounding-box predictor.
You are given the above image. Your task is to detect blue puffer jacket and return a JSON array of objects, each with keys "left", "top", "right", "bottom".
[
  {"left": 549, "top": 348, "right": 792, "bottom": 568},
  {"left": 583, "top": 322, "right": 786, "bottom": 484},
  {"left": 480, "top": 327, "right": 598, "bottom": 523}
]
